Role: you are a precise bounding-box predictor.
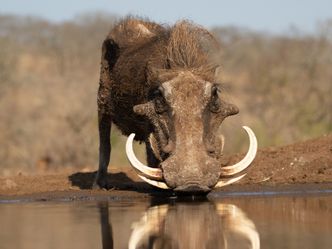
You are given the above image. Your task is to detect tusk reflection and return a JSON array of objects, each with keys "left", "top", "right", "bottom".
[
  {"left": 129, "top": 205, "right": 169, "bottom": 249},
  {"left": 216, "top": 204, "right": 260, "bottom": 249}
]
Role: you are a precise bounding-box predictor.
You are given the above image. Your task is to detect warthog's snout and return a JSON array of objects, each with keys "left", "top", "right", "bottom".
[
  {"left": 174, "top": 184, "right": 211, "bottom": 193},
  {"left": 126, "top": 126, "right": 257, "bottom": 193},
  {"left": 160, "top": 153, "right": 221, "bottom": 193}
]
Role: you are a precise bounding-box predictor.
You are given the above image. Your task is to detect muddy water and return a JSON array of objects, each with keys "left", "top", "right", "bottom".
[{"left": 0, "top": 195, "right": 331, "bottom": 249}]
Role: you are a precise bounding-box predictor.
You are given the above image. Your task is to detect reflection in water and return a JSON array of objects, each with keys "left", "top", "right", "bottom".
[
  {"left": 128, "top": 202, "right": 260, "bottom": 249},
  {"left": 98, "top": 202, "right": 113, "bottom": 249},
  {"left": 1, "top": 195, "right": 332, "bottom": 249},
  {"left": 96, "top": 201, "right": 259, "bottom": 249}
]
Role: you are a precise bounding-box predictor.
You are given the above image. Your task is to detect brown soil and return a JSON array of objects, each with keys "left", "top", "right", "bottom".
[{"left": 1, "top": 134, "right": 332, "bottom": 201}]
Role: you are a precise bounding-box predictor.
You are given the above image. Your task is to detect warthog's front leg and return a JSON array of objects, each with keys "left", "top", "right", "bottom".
[{"left": 93, "top": 113, "right": 112, "bottom": 189}]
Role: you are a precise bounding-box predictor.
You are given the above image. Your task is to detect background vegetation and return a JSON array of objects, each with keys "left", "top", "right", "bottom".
[{"left": 1, "top": 14, "right": 331, "bottom": 175}]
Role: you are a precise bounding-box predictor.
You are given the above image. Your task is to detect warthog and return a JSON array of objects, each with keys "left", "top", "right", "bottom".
[{"left": 94, "top": 18, "right": 257, "bottom": 192}]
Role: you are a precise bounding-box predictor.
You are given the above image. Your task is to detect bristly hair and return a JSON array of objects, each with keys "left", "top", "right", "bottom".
[
  {"left": 166, "top": 20, "right": 220, "bottom": 77},
  {"left": 108, "top": 17, "right": 220, "bottom": 82},
  {"left": 109, "top": 16, "right": 168, "bottom": 48}
]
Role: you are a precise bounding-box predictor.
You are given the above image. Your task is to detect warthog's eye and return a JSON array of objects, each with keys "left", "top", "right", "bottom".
[
  {"left": 153, "top": 89, "right": 169, "bottom": 114},
  {"left": 209, "top": 85, "right": 221, "bottom": 113}
]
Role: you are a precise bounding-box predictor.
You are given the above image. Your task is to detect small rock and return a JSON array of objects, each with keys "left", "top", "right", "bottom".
[
  {"left": 318, "top": 168, "right": 325, "bottom": 174},
  {"left": 298, "top": 156, "right": 307, "bottom": 166}
]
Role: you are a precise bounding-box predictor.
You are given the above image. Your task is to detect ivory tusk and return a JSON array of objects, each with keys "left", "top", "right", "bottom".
[
  {"left": 138, "top": 174, "right": 170, "bottom": 189},
  {"left": 126, "top": 133, "right": 163, "bottom": 180},
  {"left": 220, "top": 126, "right": 257, "bottom": 176},
  {"left": 214, "top": 173, "right": 247, "bottom": 188}
]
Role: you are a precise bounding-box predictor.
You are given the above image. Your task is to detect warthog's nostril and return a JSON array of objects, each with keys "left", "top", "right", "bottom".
[{"left": 207, "top": 150, "right": 216, "bottom": 157}]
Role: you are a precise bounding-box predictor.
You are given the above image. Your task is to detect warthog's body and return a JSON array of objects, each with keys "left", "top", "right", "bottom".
[{"left": 94, "top": 18, "right": 254, "bottom": 192}]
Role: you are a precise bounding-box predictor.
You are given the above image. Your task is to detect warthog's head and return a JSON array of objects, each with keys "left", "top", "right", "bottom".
[{"left": 126, "top": 69, "right": 257, "bottom": 193}]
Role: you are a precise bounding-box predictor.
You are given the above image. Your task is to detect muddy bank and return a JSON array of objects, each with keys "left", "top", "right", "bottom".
[{"left": 1, "top": 134, "right": 331, "bottom": 201}]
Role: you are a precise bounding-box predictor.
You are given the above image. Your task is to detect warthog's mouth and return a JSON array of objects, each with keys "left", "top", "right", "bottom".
[{"left": 126, "top": 126, "right": 257, "bottom": 191}]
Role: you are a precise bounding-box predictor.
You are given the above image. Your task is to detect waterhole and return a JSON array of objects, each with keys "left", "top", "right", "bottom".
[{"left": 0, "top": 195, "right": 331, "bottom": 249}]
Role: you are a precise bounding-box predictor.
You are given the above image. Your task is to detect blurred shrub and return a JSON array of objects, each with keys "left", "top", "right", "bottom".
[{"left": 212, "top": 25, "right": 332, "bottom": 151}]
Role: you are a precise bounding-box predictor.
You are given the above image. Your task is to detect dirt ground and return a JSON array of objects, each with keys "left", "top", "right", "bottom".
[{"left": 1, "top": 134, "right": 331, "bottom": 201}]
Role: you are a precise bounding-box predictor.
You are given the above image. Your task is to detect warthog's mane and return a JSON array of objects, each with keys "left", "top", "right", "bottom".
[
  {"left": 110, "top": 17, "right": 219, "bottom": 80},
  {"left": 166, "top": 20, "right": 219, "bottom": 77}
]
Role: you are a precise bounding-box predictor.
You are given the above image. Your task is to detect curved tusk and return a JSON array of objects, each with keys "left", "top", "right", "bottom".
[
  {"left": 220, "top": 126, "right": 257, "bottom": 176},
  {"left": 129, "top": 205, "right": 169, "bottom": 249},
  {"left": 214, "top": 173, "right": 247, "bottom": 188},
  {"left": 216, "top": 204, "right": 260, "bottom": 249},
  {"left": 138, "top": 174, "right": 170, "bottom": 190},
  {"left": 126, "top": 133, "right": 163, "bottom": 180}
]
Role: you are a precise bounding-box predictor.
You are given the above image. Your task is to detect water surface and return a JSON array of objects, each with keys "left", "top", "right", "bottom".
[{"left": 0, "top": 195, "right": 331, "bottom": 249}]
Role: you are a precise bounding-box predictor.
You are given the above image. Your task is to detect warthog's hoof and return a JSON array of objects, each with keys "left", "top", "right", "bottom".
[{"left": 92, "top": 176, "right": 112, "bottom": 190}]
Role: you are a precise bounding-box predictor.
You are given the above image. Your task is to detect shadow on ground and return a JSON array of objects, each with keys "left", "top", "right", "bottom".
[{"left": 68, "top": 171, "right": 162, "bottom": 193}]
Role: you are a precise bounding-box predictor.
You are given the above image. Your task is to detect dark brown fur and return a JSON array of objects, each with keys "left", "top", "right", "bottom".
[
  {"left": 98, "top": 19, "right": 217, "bottom": 137},
  {"left": 94, "top": 18, "right": 238, "bottom": 190}
]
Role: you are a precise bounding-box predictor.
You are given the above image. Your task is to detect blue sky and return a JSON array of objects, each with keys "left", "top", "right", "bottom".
[{"left": 1, "top": 0, "right": 332, "bottom": 33}]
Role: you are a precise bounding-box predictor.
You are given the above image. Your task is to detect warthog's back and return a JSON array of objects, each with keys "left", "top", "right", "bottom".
[{"left": 98, "top": 18, "right": 169, "bottom": 140}]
